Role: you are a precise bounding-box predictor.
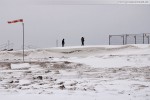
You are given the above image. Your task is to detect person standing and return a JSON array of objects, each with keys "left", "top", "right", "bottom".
[
  {"left": 62, "top": 38, "right": 65, "bottom": 47},
  {"left": 81, "top": 37, "right": 85, "bottom": 46}
]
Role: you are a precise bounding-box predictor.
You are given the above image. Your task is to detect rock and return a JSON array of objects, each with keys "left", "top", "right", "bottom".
[
  {"left": 18, "top": 87, "right": 22, "bottom": 89},
  {"left": 37, "top": 76, "right": 43, "bottom": 80},
  {"left": 59, "top": 85, "right": 65, "bottom": 90},
  {"left": 55, "top": 70, "right": 60, "bottom": 74},
  {"left": 39, "top": 83, "right": 44, "bottom": 85},
  {"left": 57, "top": 82, "right": 64, "bottom": 85},
  {"left": 45, "top": 70, "right": 51, "bottom": 73},
  {"left": 9, "top": 80, "right": 13, "bottom": 83},
  {"left": 15, "top": 80, "right": 19, "bottom": 83}
]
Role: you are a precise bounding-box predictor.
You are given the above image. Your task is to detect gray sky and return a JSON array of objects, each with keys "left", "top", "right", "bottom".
[{"left": 0, "top": 0, "right": 150, "bottom": 49}]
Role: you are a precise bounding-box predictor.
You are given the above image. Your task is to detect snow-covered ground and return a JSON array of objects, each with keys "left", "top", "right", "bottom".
[{"left": 0, "top": 44, "right": 150, "bottom": 100}]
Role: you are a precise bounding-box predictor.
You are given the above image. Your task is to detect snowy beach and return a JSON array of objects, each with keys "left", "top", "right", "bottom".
[{"left": 0, "top": 44, "right": 150, "bottom": 100}]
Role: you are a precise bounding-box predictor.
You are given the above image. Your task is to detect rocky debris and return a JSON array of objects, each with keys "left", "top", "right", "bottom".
[
  {"left": 33, "top": 76, "right": 43, "bottom": 80},
  {"left": 37, "top": 76, "right": 43, "bottom": 80},
  {"left": 59, "top": 85, "right": 65, "bottom": 90},
  {"left": 14, "top": 80, "right": 19, "bottom": 83},
  {"left": 25, "top": 71, "right": 32, "bottom": 73},
  {"left": 57, "top": 82, "right": 64, "bottom": 85},
  {"left": 39, "top": 83, "right": 44, "bottom": 85},
  {"left": 55, "top": 70, "right": 60, "bottom": 74},
  {"left": 64, "top": 61, "right": 71, "bottom": 64},
  {"left": 45, "top": 70, "right": 51, "bottom": 73},
  {"left": 70, "top": 82, "right": 78, "bottom": 86},
  {"left": 0, "top": 61, "right": 149, "bottom": 98},
  {"left": 18, "top": 87, "right": 22, "bottom": 89},
  {"left": 9, "top": 80, "right": 13, "bottom": 83}
]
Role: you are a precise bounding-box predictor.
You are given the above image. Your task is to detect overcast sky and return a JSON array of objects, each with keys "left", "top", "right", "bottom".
[{"left": 0, "top": 0, "right": 150, "bottom": 49}]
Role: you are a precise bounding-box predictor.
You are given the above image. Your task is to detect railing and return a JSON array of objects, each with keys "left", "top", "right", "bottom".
[{"left": 109, "top": 33, "right": 150, "bottom": 45}]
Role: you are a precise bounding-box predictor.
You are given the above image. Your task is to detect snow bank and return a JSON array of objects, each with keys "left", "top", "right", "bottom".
[
  {"left": 11, "top": 63, "right": 30, "bottom": 70},
  {"left": 0, "top": 44, "right": 150, "bottom": 60},
  {"left": 0, "top": 45, "right": 150, "bottom": 100}
]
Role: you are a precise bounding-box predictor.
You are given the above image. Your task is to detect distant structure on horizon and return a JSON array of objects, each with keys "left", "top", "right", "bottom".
[{"left": 109, "top": 33, "right": 150, "bottom": 45}]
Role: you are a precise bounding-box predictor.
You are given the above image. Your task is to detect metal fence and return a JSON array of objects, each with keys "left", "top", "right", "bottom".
[{"left": 109, "top": 33, "right": 150, "bottom": 45}]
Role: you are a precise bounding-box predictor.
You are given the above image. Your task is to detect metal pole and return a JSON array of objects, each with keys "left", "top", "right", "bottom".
[
  {"left": 134, "top": 36, "right": 136, "bottom": 44},
  {"left": 143, "top": 33, "right": 144, "bottom": 44},
  {"left": 22, "top": 23, "right": 24, "bottom": 62},
  {"left": 109, "top": 35, "right": 111, "bottom": 45},
  {"left": 148, "top": 36, "right": 149, "bottom": 44},
  {"left": 123, "top": 35, "right": 124, "bottom": 45},
  {"left": 125, "top": 34, "right": 128, "bottom": 44}
]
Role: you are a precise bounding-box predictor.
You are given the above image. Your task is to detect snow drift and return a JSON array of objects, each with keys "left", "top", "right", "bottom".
[{"left": 0, "top": 44, "right": 150, "bottom": 100}]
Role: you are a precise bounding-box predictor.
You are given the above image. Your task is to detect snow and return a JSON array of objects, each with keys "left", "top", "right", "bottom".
[
  {"left": 11, "top": 63, "right": 30, "bottom": 70},
  {"left": 0, "top": 44, "right": 150, "bottom": 100}
]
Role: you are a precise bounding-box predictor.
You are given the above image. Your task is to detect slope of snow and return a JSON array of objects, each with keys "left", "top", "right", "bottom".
[{"left": 0, "top": 44, "right": 150, "bottom": 100}]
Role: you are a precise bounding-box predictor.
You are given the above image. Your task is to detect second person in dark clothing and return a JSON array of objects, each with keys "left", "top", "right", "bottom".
[
  {"left": 81, "top": 37, "right": 85, "bottom": 46},
  {"left": 62, "top": 38, "right": 65, "bottom": 47}
]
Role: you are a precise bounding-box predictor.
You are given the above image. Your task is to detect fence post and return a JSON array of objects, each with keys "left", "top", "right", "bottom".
[
  {"left": 109, "top": 35, "right": 111, "bottom": 45},
  {"left": 125, "top": 34, "right": 128, "bottom": 44},
  {"left": 123, "top": 35, "right": 125, "bottom": 45},
  {"left": 134, "top": 35, "right": 136, "bottom": 44},
  {"left": 148, "top": 36, "right": 149, "bottom": 44},
  {"left": 143, "top": 33, "right": 145, "bottom": 44}
]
